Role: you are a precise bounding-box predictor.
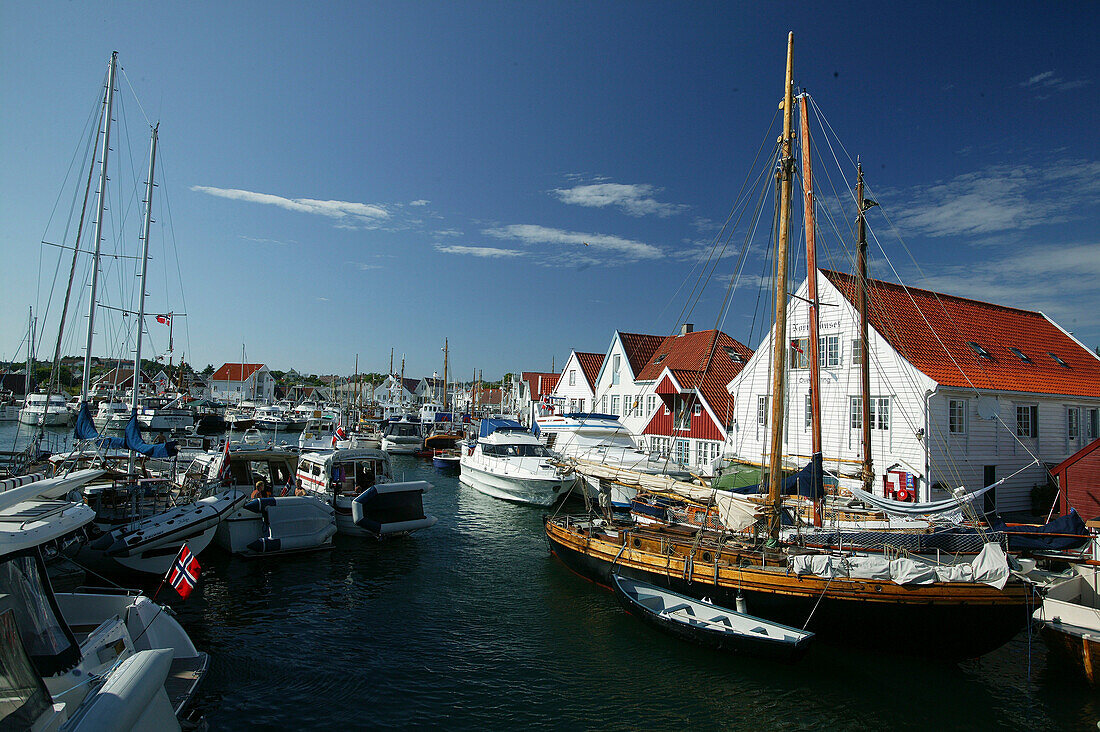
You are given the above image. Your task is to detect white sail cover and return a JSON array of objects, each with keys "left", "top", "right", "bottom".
[{"left": 848, "top": 481, "right": 999, "bottom": 518}]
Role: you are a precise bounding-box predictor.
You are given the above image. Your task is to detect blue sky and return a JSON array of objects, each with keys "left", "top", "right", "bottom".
[{"left": 2, "top": 2, "right": 1098, "bottom": 380}]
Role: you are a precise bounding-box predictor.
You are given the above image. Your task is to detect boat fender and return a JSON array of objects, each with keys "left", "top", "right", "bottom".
[{"left": 248, "top": 537, "right": 282, "bottom": 553}]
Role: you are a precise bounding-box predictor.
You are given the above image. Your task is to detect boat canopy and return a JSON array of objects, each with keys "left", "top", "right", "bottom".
[
  {"left": 730, "top": 456, "right": 825, "bottom": 501},
  {"left": 74, "top": 402, "right": 125, "bottom": 450},
  {"left": 479, "top": 418, "right": 527, "bottom": 439}
]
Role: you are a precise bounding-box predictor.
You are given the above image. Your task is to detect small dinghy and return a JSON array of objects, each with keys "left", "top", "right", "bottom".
[
  {"left": 611, "top": 574, "right": 814, "bottom": 662},
  {"left": 432, "top": 449, "right": 460, "bottom": 471}
]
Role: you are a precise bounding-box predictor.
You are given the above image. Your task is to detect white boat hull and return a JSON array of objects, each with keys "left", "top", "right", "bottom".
[
  {"left": 18, "top": 409, "right": 71, "bottom": 426},
  {"left": 381, "top": 437, "right": 422, "bottom": 454},
  {"left": 459, "top": 461, "right": 574, "bottom": 506}
]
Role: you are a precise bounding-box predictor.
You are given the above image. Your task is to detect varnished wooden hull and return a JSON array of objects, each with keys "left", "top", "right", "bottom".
[
  {"left": 1040, "top": 623, "right": 1100, "bottom": 683},
  {"left": 545, "top": 517, "right": 1031, "bottom": 660}
]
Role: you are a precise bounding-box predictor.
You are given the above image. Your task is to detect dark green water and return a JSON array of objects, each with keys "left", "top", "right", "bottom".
[{"left": 3, "top": 424, "right": 1098, "bottom": 728}]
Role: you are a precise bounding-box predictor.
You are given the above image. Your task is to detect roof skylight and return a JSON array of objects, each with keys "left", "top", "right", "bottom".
[
  {"left": 722, "top": 346, "right": 744, "bottom": 363},
  {"left": 653, "top": 354, "right": 667, "bottom": 365},
  {"left": 1009, "top": 347, "right": 1031, "bottom": 363},
  {"left": 1048, "top": 352, "right": 1070, "bottom": 368},
  {"left": 967, "top": 341, "right": 993, "bottom": 360}
]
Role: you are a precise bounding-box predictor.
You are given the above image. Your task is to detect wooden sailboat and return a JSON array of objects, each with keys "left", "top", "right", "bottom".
[{"left": 545, "top": 33, "right": 1032, "bottom": 660}]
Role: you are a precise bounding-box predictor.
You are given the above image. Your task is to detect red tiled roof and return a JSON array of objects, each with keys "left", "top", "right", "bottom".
[
  {"left": 478, "top": 387, "right": 502, "bottom": 405},
  {"left": 212, "top": 363, "right": 265, "bottom": 382},
  {"left": 618, "top": 332, "right": 665, "bottom": 377},
  {"left": 822, "top": 270, "right": 1100, "bottom": 398},
  {"left": 637, "top": 329, "right": 753, "bottom": 426},
  {"left": 574, "top": 352, "right": 605, "bottom": 391},
  {"left": 521, "top": 372, "right": 559, "bottom": 400}
]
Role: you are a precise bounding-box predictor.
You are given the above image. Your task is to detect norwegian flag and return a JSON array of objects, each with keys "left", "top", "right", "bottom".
[
  {"left": 156, "top": 314, "right": 171, "bottom": 326},
  {"left": 331, "top": 424, "right": 348, "bottom": 447},
  {"left": 790, "top": 339, "right": 804, "bottom": 354},
  {"left": 166, "top": 544, "right": 200, "bottom": 600}
]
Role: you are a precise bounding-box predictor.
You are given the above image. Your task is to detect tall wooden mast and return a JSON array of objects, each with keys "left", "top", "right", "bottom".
[
  {"left": 798, "top": 93, "right": 824, "bottom": 526},
  {"left": 766, "top": 32, "right": 796, "bottom": 539},
  {"left": 856, "top": 163, "right": 877, "bottom": 493}
]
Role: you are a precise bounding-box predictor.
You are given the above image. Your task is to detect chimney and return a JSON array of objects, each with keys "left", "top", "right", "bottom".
[{"left": 680, "top": 323, "right": 693, "bottom": 336}]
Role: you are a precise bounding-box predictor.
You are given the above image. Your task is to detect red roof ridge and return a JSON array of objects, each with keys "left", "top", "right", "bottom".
[{"left": 820, "top": 269, "right": 1042, "bottom": 318}]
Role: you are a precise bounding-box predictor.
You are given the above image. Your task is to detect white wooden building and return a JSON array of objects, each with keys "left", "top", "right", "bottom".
[
  {"left": 551, "top": 351, "right": 604, "bottom": 414},
  {"left": 726, "top": 269, "right": 1100, "bottom": 513},
  {"left": 210, "top": 363, "right": 274, "bottom": 404},
  {"left": 590, "top": 331, "right": 664, "bottom": 435}
]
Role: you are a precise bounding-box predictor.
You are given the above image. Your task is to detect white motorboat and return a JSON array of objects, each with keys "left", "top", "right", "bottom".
[
  {"left": 459, "top": 418, "right": 576, "bottom": 506},
  {"left": 380, "top": 414, "right": 424, "bottom": 454},
  {"left": 0, "top": 455, "right": 207, "bottom": 728},
  {"left": 183, "top": 446, "right": 335, "bottom": 555},
  {"left": 298, "top": 416, "right": 339, "bottom": 451},
  {"left": 78, "top": 476, "right": 248, "bottom": 575},
  {"left": 254, "top": 405, "right": 299, "bottom": 432},
  {"left": 297, "top": 448, "right": 437, "bottom": 537},
  {"left": 534, "top": 411, "right": 678, "bottom": 508},
  {"left": 95, "top": 399, "right": 131, "bottom": 430},
  {"left": 135, "top": 395, "right": 194, "bottom": 432},
  {"left": 18, "top": 392, "right": 72, "bottom": 426}
]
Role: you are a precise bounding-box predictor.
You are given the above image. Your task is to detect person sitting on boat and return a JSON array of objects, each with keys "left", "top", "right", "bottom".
[
  {"left": 294, "top": 478, "right": 307, "bottom": 497},
  {"left": 251, "top": 480, "right": 265, "bottom": 499}
]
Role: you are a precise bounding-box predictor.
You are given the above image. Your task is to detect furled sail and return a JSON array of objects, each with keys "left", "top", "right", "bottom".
[
  {"left": 124, "top": 411, "right": 178, "bottom": 458},
  {"left": 848, "top": 481, "right": 998, "bottom": 518},
  {"left": 74, "top": 402, "right": 126, "bottom": 449}
]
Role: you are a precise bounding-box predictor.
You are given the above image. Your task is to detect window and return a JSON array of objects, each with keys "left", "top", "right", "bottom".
[
  {"left": 852, "top": 338, "right": 864, "bottom": 365},
  {"left": 693, "top": 404, "right": 702, "bottom": 416},
  {"left": 850, "top": 397, "right": 861, "bottom": 430},
  {"left": 646, "top": 395, "right": 656, "bottom": 416},
  {"left": 967, "top": 341, "right": 993, "bottom": 359},
  {"left": 870, "top": 397, "right": 890, "bottom": 430},
  {"left": 611, "top": 395, "right": 620, "bottom": 416},
  {"left": 1049, "top": 352, "right": 1070, "bottom": 368},
  {"left": 804, "top": 394, "right": 812, "bottom": 429},
  {"left": 1068, "top": 407, "right": 1080, "bottom": 440},
  {"left": 612, "top": 355, "right": 621, "bottom": 385},
  {"left": 568, "top": 370, "right": 576, "bottom": 386},
  {"left": 948, "top": 399, "right": 967, "bottom": 434},
  {"left": 653, "top": 354, "right": 667, "bottom": 365},
  {"left": 790, "top": 338, "right": 810, "bottom": 369},
  {"left": 1088, "top": 408, "right": 1100, "bottom": 440},
  {"left": 757, "top": 396, "right": 769, "bottom": 427},
  {"left": 1009, "top": 347, "right": 1031, "bottom": 363},
  {"left": 674, "top": 397, "right": 690, "bottom": 430},
  {"left": 722, "top": 346, "right": 744, "bottom": 363},
  {"left": 1016, "top": 405, "right": 1038, "bottom": 437},
  {"left": 674, "top": 439, "right": 690, "bottom": 466},
  {"left": 601, "top": 395, "right": 608, "bottom": 413},
  {"left": 819, "top": 335, "right": 840, "bottom": 367}
]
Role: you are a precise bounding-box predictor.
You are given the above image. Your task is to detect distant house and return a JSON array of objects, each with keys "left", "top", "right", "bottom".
[
  {"left": 376, "top": 375, "right": 418, "bottom": 408},
  {"left": 513, "top": 371, "right": 560, "bottom": 423},
  {"left": 551, "top": 351, "right": 605, "bottom": 414},
  {"left": 725, "top": 269, "right": 1100, "bottom": 512},
  {"left": 591, "top": 331, "right": 666, "bottom": 436},
  {"left": 210, "top": 363, "right": 274, "bottom": 403},
  {"left": 633, "top": 326, "right": 752, "bottom": 471}
]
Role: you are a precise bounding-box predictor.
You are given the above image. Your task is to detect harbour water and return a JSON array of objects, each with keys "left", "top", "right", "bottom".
[{"left": 1, "top": 422, "right": 1096, "bottom": 729}]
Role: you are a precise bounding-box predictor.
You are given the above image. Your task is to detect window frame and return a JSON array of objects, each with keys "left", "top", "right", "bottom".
[{"left": 948, "top": 399, "right": 967, "bottom": 435}]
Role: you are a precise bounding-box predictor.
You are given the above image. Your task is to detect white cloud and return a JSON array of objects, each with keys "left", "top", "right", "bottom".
[
  {"left": 910, "top": 242, "right": 1100, "bottom": 337},
  {"left": 550, "top": 182, "right": 686, "bottom": 217},
  {"left": 316, "top": 297, "right": 330, "bottom": 301},
  {"left": 409, "top": 199, "right": 430, "bottom": 207},
  {"left": 1021, "top": 70, "right": 1091, "bottom": 93},
  {"left": 192, "top": 185, "right": 390, "bottom": 225},
  {"left": 434, "top": 228, "right": 463, "bottom": 237},
  {"left": 891, "top": 159, "right": 1100, "bottom": 237},
  {"left": 239, "top": 235, "right": 295, "bottom": 246},
  {"left": 484, "top": 223, "right": 662, "bottom": 261},
  {"left": 435, "top": 245, "right": 524, "bottom": 258}
]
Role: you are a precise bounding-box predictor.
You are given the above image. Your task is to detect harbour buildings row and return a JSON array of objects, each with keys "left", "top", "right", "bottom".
[{"left": 532, "top": 270, "right": 1100, "bottom": 515}]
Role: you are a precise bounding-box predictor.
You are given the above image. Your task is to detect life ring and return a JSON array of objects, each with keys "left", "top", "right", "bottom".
[{"left": 895, "top": 488, "right": 911, "bottom": 502}]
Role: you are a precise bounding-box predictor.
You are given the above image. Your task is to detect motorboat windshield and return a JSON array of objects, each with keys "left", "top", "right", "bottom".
[
  {"left": 0, "top": 551, "right": 80, "bottom": 677},
  {"left": 482, "top": 443, "right": 553, "bottom": 458}
]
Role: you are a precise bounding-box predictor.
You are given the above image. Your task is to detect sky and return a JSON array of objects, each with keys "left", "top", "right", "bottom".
[{"left": 2, "top": 2, "right": 1099, "bottom": 381}]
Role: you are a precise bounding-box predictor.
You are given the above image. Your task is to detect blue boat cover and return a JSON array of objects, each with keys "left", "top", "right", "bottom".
[
  {"left": 73, "top": 402, "right": 126, "bottom": 449},
  {"left": 479, "top": 418, "right": 527, "bottom": 439},
  {"left": 435, "top": 412, "right": 453, "bottom": 423},
  {"left": 124, "top": 411, "right": 178, "bottom": 459},
  {"left": 730, "top": 453, "right": 825, "bottom": 501},
  {"left": 990, "top": 508, "right": 1089, "bottom": 551}
]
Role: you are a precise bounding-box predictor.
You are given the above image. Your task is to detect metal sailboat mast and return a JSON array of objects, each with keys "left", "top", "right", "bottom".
[
  {"left": 81, "top": 51, "right": 118, "bottom": 401},
  {"left": 129, "top": 123, "right": 158, "bottom": 472}
]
